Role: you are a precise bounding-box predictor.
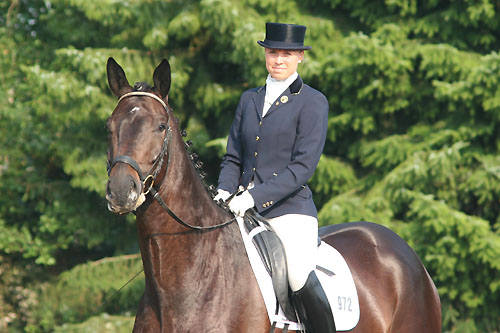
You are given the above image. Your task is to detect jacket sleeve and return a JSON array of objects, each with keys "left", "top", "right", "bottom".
[
  {"left": 249, "top": 92, "right": 329, "bottom": 212},
  {"left": 217, "top": 95, "right": 245, "bottom": 194}
]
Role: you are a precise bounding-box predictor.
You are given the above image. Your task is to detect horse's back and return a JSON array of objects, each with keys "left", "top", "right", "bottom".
[{"left": 319, "top": 221, "right": 441, "bottom": 333}]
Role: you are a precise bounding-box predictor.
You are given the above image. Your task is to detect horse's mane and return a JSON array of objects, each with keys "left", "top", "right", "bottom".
[{"left": 181, "top": 119, "right": 234, "bottom": 216}]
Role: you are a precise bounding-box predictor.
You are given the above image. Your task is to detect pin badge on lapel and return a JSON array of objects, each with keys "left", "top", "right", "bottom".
[{"left": 280, "top": 96, "right": 288, "bottom": 103}]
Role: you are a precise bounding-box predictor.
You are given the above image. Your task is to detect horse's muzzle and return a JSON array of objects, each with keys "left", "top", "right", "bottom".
[{"left": 106, "top": 173, "right": 145, "bottom": 214}]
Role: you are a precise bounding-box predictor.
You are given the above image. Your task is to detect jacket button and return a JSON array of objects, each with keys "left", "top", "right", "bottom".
[
  {"left": 259, "top": 121, "right": 262, "bottom": 126},
  {"left": 262, "top": 204, "right": 266, "bottom": 208},
  {"left": 254, "top": 152, "right": 258, "bottom": 156},
  {"left": 253, "top": 168, "right": 256, "bottom": 171},
  {"left": 270, "top": 201, "right": 273, "bottom": 205},
  {"left": 256, "top": 136, "right": 260, "bottom": 141},
  {"left": 275, "top": 101, "right": 279, "bottom": 106}
]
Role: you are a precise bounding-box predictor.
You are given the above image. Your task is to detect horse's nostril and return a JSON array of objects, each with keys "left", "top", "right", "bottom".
[
  {"left": 131, "top": 179, "right": 142, "bottom": 194},
  {"left": 106, "top": 182, "right": 113, "bottom": 198},
  {"left": 129, "top": 181, "right": 139, "bottom": 202}
]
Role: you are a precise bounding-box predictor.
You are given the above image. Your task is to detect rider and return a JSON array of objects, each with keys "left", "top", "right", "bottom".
[{"left": 214, "top": 22, "right": 336, "bottom": 333}]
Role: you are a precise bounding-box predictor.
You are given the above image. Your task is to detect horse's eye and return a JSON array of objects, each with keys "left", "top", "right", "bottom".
[{"left": 159, "top": 124, "right": 167, "bottom": 132}]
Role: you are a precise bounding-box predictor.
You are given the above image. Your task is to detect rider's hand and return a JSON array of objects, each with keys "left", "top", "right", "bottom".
[
  {"left": 213, "top": 189, "right": 231, "bottom": 203},
  {"left": 228, "top": 190, "right": 255, "bottom": 217}
]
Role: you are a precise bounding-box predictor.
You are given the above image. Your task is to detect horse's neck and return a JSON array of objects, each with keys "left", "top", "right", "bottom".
[
  {"left": 139, "top": 132, "right": 223, "bottom": 226},
  {"left": 133, "top": 133, "right": 268, "bottom": 330},
  {"left": 160, "top": 133, "right": 225, "bottom": 227},
  {"left": 136, "top": 133, "right": 250, "bottom": 297}
]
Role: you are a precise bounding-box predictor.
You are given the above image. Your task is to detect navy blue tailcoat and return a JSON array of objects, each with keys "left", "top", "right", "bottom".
[{"left": 218, "top": 75, "right": 329, "bottom": 218}]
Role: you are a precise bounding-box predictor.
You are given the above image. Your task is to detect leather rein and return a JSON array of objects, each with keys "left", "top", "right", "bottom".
[{"left": 108, "top": 91, "right": 235, "bottom": 231}]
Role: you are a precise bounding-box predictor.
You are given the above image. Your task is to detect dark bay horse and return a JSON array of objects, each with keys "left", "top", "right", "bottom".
[{"left": 105, "top": 57, "right": 441, "bottom": 332}]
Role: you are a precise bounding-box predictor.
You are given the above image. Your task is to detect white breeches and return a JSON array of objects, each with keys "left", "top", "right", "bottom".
[{"left": 267, "top": 214, "right": 318, "bottom": 291}]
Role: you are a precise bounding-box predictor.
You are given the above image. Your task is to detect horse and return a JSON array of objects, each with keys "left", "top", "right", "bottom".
[{"left": 105, "top": 57, "right": 441, "bottom": 332}]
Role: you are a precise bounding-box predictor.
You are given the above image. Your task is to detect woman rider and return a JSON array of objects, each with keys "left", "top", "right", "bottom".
[{"left": 214, "top": 22, "right": 336, "bottom": 333}]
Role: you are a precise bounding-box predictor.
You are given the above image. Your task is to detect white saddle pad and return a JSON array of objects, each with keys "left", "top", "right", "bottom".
[{"left": 236, "top": 217, "right": 360, "bottom": 331}]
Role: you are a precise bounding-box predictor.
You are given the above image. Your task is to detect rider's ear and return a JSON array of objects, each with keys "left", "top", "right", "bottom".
[
  {"left": 153, "top": 59, "right": 171, "bottom": 102},
  {"left": 107, "top": 57, "right": 132, "bottom": 97}
]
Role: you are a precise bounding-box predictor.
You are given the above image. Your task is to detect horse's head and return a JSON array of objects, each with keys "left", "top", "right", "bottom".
[{"left": 105, "top": 57, "right": 172, "bottom": 214}]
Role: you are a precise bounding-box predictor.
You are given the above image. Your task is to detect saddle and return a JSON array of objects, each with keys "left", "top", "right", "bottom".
[
  {"left": 243, "top": 211, "right": 297, "bottom": 321},
  {"left": 240, "top": 211, "right": 360, "bottom": 331}
]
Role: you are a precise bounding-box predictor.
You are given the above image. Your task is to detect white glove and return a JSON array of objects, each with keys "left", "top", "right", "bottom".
[
  {"left": 213, "top": 189, "right": 231, "bottom": 202},
  {"left": 228, "top": 190, "right": 255, "bottom": 217}
]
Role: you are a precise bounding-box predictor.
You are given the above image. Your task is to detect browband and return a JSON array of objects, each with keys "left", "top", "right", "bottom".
[{"left": 118, "top": 91, "right": 167, "bottom": 109}]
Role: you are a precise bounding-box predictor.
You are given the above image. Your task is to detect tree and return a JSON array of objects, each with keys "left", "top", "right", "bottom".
[{"left": 1, "top": 0, "right": 500, "bottom": 331}]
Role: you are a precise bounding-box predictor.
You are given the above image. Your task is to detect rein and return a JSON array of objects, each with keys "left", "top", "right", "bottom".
[
  {"left": 109, "top": 91, "right": 236, "bottom": 231},
  {"left": 149, "top": 187, "right": 236, "bottom": 231}
]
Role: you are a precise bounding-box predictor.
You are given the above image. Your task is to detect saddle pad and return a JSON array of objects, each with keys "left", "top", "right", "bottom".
[
  {"left": 236, "top": 217, "right": 360, "bottom": 331},
  {"left": 316, "top": 240, "right": 360, "bottom": 330}
]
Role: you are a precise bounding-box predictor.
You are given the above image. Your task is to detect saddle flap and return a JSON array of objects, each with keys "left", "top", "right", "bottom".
[{"left": 244, "top": 212, "right": 297, "bottom": 321}]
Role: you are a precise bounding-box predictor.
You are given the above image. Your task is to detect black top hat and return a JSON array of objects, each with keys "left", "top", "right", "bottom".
[{"left": 258, "top": 22, "right": 312, "bottom": 50}]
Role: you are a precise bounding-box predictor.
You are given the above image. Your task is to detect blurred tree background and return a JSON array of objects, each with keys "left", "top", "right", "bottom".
[{"left": 1, "top": 0, "right": 500, "bottom": 331}]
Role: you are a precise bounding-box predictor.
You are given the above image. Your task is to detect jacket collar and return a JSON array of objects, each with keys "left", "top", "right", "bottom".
[
  {"left": 256, "top": 75, "right": 303, "bottom": 94},
  {"left": 289, "top": 75, "right": 303, "bottom": 95},
  {"left": 253, "top": 75, "right": 304, "bottom": 119}
]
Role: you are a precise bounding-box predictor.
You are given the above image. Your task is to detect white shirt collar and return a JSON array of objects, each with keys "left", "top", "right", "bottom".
[
  {"left": 265, "top": 72, "right": 298, "bottom": 102},
  {"left": 263, "top": 72, "right": 298, "bottom": 116}
]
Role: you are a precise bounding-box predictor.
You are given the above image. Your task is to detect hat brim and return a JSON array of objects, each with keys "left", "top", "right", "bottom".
[{"left": 257, "top": 40, "right": 312, "bottom": 50}]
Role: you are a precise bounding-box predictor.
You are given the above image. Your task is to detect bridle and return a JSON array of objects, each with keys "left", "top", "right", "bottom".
[
  {"left": 107, "top": 92, "right": 172, "bottom": 196},
  {"left": 107, "top": 91, "right": 235, "bottom": 231}
]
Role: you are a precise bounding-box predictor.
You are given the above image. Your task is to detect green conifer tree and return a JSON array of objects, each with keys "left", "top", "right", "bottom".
[{"left": 1, "top": 0, "right": 500, "bottom": 331}]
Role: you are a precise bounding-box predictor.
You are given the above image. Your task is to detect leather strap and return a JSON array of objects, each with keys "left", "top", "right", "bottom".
[
  {"left": 149, "top": 187, "right": 236, "bottom": 231},
  {"left": 110, "top": 155, "right": 144, "bottom": 180},
  {"left": 118, "top": 91, "right": 167, "bottom": 108}
]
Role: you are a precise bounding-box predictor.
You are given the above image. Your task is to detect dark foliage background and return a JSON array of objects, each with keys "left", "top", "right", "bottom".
[{"left": 1, "top": 0, "right": 499, "bottom": 331}]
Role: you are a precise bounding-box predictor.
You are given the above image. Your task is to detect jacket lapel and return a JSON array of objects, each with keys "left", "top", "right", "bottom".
[
  {"left": 252, "top": 86, "right": 266, "bottom": 121},
  {"left": 263, "top": 75, "right": 303, "bottom": 118}
]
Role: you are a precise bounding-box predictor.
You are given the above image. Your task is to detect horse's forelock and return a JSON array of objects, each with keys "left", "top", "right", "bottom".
[{"left": 133, "top": 81, "right": 153, "bottom": 92}]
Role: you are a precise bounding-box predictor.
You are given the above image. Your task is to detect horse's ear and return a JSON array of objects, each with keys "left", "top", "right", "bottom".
[
  {"left": 153, "top": 59, "right": 171, "bottom": 100},
  {"left": 107, "top": 57, "right": 132, "bottom": 97}
]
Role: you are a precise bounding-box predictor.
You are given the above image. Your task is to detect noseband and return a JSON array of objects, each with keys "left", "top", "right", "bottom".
[{"left": 107, "top": 92, "right": 173, "bottom": 196}]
